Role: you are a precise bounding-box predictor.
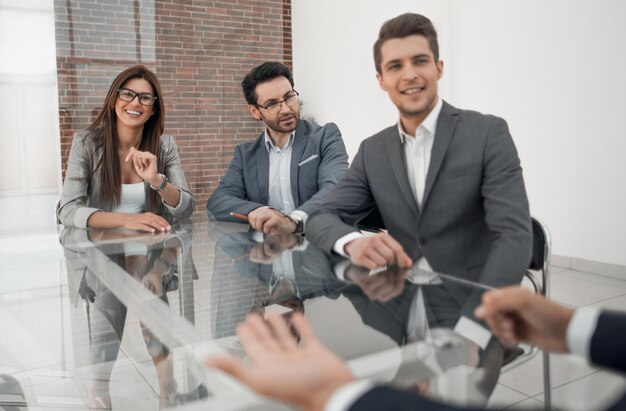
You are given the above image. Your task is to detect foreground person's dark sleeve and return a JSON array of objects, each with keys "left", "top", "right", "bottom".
[
  {"left": 590, "top": 311, "right": 626, "bottom": 373},
  {"left": 349, "top": 386, "right": 484, "bottom": 411}
]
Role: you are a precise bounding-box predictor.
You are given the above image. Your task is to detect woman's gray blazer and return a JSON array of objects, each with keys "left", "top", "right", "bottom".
[{"left": 57, "top": 130, "right": 195, "bottom": 228}]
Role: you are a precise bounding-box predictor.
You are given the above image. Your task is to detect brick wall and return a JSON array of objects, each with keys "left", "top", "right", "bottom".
[{"left": 54, "top": 0, "right": 292, "bottom": 211}]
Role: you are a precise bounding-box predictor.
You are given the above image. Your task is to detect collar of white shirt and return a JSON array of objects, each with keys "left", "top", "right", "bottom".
[
  {"left": 264, "top": 129, "right": 295, "bottom": 152},
  {"left": 397, "top": 97, "right": 443, "bottom": 142}
]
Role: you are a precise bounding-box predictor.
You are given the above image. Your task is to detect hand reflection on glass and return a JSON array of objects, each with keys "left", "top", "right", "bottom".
[
  {"left": 249, "top": 234, "right": 302, "bottom": 264},
  {"left": 260, "top": 275, "right": 305, "bottom": 335},
  {"left": 345, "top": 264, "right": 409, "bottom": 302},
  {"left": 87, "top": 227, "right": 171, "bottom": 246},
  {"left": 140, "top": 247, "right": 178, "bottom": 297}
]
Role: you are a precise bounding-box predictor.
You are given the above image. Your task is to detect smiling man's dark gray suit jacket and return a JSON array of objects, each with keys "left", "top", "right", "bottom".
[
  {"left": 306, "top": 101, "right": 532, "bottom": 288},
  {"left": 207, "top": 119, "right": 348, "bottom": 222}
]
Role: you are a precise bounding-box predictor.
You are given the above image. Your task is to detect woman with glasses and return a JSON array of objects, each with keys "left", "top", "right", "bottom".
[
  {"left": 57, "top": 64, "right": 194, "bottom": 231},
  {"left": 57, "top": 65, "right": 199, "bottom": 407}
]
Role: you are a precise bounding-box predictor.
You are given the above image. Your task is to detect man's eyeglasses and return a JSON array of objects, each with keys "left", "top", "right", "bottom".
[
  {"left": 255, "top": 90, "right": 299, "bottom": 114},
  {"left": 117, "top": 88, "right": 158, "bottom": 106}
]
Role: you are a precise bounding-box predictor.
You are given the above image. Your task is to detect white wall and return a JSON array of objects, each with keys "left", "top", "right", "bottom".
[{"left": 292, "top": 0, "right": 626, "bottom": 267}]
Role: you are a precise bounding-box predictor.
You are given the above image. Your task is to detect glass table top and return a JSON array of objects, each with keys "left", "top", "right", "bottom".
[{"left": 2, "top": 212, "right": 533, "bottom": 410}]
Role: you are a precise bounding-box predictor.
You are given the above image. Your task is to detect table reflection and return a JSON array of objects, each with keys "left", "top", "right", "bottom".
[
  {"left": 60, "top": 224, "right": 206, "bottom": 409},
  {"left": 53, "top": 217, "right": 528, "bottom": 409},
  {"left": 209, "top": 228, "right": 345, "bottom": 340},
  {"left": 335, "top": 264, "right": 507, "bottom": 404}
]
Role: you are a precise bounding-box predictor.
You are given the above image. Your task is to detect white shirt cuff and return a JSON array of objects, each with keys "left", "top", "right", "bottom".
[
  {"left": 292, "top": 237, "right": 309, "bottom": 252},
  {"left": 454, "top": 316, "right": 491, "bottom": 350},
  {"left": 333, "top": 232, "right": 364, "bottom": 257},
  {"left": 567, "top": 306, "right": 601, "bottom": 359},
  {"left": 290, "top": 210, "right": 308, "bottom": 224},
  {"left": 325, "top": 380, "right": 375, "bottom": 411},
  {"left": 333, "top": 259, "right": 352, "bottom": 281}
]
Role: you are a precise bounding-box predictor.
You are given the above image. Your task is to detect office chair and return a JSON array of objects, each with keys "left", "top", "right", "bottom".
[
  {"left": 525, "top": 217, "right": 552, "bottom": 409},
  {"left": 525, "top": 217, "right": 551, "bottom": 297},
  {"left": 501, "top": 217, "right": 552, "bottom": 409},
  {"left": 357, "top": 206, "right": 386, "bottom": 233}
]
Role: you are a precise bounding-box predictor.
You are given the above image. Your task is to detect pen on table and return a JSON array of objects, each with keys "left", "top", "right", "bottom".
[{"left": 229, "top": 212, "right": 249, "bottom": 222}]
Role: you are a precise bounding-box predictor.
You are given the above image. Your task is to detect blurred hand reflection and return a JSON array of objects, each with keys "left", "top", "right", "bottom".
[
  {"left": 87, "top": 227, "right": 171, "bottom": 246},
  {"left": 249, "top": 234, "right": 302, "bottom": 264},
  {"left": 345, "top": 264, "right": 409, "bottom": 302}
]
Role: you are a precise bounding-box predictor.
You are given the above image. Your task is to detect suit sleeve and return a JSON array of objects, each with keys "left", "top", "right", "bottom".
[
  {"left": 589, "top": 310, "right": 626, "bottom": 373},
  {"left": 56, "top": 132, "right": 100, "bottom": 228},
  {"left": 478, "top": 117, "right": 532, "bottom": 287},
  {"left": 348, "top": 386, "right": 486, "bottom": 411},
  {"left": 161, "top": 136, "right": 195, "bottom": 218},
  {"left": 306, "top": 141, "right": 376, "bottom": 254},
  {"left": 295, "top": 123, "right": 349, "bottom": 216},
  {"left": 206, "top": 145, "right": 266, "bottom": 222}
]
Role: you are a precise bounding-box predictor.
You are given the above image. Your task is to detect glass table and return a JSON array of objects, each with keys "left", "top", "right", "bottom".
[{"left": 1, "top": 212, "right": 541, "bottom": 410}]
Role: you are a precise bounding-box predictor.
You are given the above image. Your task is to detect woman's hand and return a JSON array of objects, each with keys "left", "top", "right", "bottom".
[
  {"left": 125, "top": 147, "right": 159, "bottom": 185},
  {"left": 121, "top": 212, "right": 171, "bottom": 233}
]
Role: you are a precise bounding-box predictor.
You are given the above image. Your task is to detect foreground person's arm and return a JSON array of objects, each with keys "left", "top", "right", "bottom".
[{"left": 205, "top": 313, "right": 354, "bottom": 411}]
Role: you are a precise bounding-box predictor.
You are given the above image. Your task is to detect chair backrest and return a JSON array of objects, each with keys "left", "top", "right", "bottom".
[
  {"left": 357, "top": 206, "right": 386, "bottom": 233},
  {"left": 530, "top": 217, "right": 550, "bottom": 271}
]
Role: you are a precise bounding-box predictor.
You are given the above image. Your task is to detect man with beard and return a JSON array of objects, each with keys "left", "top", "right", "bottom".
[{"left": 208, "top": 62, "right": 348, "bottom": 235}]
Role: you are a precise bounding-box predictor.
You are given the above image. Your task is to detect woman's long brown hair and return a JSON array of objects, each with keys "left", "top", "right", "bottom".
[{"left": 88, "top": 65, "right": 165, "bottom": 211}]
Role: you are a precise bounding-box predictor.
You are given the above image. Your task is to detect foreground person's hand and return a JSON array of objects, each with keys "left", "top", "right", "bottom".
[
  {"left": 205, "top": 313, "right": 354, "bottom": 411},
  {"left": 475, "top": 286, "right": 574, "bottom": 352}
]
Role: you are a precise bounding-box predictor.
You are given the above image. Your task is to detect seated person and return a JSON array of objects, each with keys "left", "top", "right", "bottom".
[
  {"left": 205, "top": 286, "right": 626, "bottom": 411},
  {"left": 207, "top": 62, "right": 348, "bottom": 235},
  {"left": 306, "top": 13, "right": 531, "bottom": 287},
  {"left": 57, "top": 65, "right": 194, "bottom": 231}
]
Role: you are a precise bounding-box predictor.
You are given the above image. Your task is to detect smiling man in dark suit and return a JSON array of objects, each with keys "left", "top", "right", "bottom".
[
  {"left": 207, "top": 62, "right": 349, "bottom": 235},
  {"left": 306, "top": 13, "right": 531, "bottom": 288}
]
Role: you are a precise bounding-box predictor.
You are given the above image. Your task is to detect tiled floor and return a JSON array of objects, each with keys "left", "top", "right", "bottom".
[{"left": 1, "top": 194, "right": 625, "bottom": 410}]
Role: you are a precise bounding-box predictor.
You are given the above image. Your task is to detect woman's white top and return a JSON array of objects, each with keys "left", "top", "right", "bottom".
[
  {"left": 112, "top": 183, "right": 145, "bottom": 214},
  {"left": 112, "top": 182, "right": 148, "bottom": 255}
]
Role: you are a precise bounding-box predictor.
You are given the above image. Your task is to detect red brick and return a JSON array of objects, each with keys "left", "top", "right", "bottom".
[{"left": 54, "top": 0, "right": 292, "bottom": 211}]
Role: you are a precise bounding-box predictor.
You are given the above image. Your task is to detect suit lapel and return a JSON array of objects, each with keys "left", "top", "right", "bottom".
[
  {"left": 290, "top": 120, "right": 307, "bottom": 207},
  {"left": 422, "top": 101, "right": 459, "bottom": 209},
  {"left": 385, "top": 127, "right": 419, "bottom": 218},
  {"left": 255, "top": 131, "right": 270, "bottom": 204}
]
